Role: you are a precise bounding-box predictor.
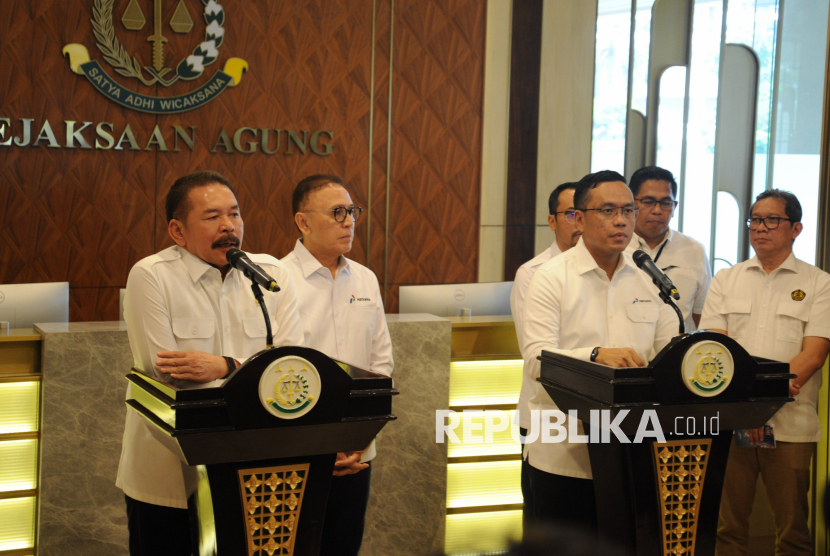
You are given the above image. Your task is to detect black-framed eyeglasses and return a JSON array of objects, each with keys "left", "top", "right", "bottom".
[
  {"left": 746, "top": 216, "right": 793, "bottom": 230},
  {"left": 578, "top": 206, "right": 639, "bottom": 221},
  {"left": 305, "top": 206, "right": 364, "bottom": 223},
  {"left": 553, "top": 210, "right": 576, "bottom": 223},
  {"left": 635, "top": 197, "right": 678, "bottom": 210}
]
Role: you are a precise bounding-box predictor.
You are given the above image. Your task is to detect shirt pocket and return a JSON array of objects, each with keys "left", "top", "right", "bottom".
[
  {"left": 776, "top": 300, "right": 809, "bottom": 344},
  {"left": 626, "top": 303, "right": 659, "bottom": 352},
  {"left": 723, "top": 298, "right": 752, "bottom": 339},
  {"left": 171, "top": 317, "right": 216, "bottom": 352},
  {"left": 346, "top": 306, "right": 377, "bottom": 365},
  {"left": 242, "top": 316, "right": 280, "bottom": 354}
]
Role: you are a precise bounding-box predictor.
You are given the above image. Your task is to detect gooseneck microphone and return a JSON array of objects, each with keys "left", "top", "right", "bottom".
[
  {"left": 633, "top": 249, "right": 685, "bottom": 335},
  {"left": 226, "top": 248, "right": 280, "bottom": 293},
  {"left": 633, "top": 250, "right": 679, "bottom": 300}
]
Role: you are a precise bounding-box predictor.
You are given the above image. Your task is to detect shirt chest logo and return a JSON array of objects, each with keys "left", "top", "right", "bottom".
[
  {"left": 632, "top": 298, "right": 652, "bottom": 304},
  {"left": 350, "top": 295, "right": 371, "bottom": 304},
  {"left": 792, "top": 289, "right": 806, "bottom": 301}
]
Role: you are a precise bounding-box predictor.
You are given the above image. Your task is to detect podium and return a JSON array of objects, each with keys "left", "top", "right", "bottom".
[
  {"left": 126, "top": 345, "right": 397, "bottom": 556},
  {"left": 538, "top": 330, "right": 792, "bottom": 556}
]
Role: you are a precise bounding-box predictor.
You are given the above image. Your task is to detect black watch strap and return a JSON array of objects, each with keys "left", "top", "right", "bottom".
[
  {"left": 590, "top": 347, "right": 600, "bottom": 362},
  {"left": 223, "top": 356, "right": 237, "bottom": 376}
]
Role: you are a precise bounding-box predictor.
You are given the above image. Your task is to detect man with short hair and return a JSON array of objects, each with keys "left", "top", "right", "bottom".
[
  {"left": 283, "top": 174, "right": 393, "bottom": 556},
  {"left": 116, "top": 171, "right": 304, "bottom": 555},
  {"left": 521, "top": 170, "right": 677, "bottom": 528},
  {"left": 625, "top": 166, "right": 711, "bottom": 332},
  {"left": 700, "top": 189, "right": 830, "bottom": 556},
  {"left": 510, "top": 181, "right": 580, "bottom": 524}
]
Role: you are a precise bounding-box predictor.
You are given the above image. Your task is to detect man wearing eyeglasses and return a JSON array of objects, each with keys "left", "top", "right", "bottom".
[
  {"left": 283, "top": 174, "right": 393, "bottom": 556},
  {"left": 521, "top": 170, "right": 677, "bottom": 528},
  {"left": 700, "top": 189, "right": 830, "bottom": 556},
  {"left": 625, "top": 166, "right": 711, "bottom": 332},
  {"left": 510, "top": 181, "right": 580, "bottom": 526}
]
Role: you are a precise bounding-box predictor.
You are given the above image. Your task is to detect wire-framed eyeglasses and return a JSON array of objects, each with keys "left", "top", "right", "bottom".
[
  {"left": 635, "top": 197, "right": 678, "bottom": 210},
  {"left": 578, "top": 206, "right": 639, "bottom": 221},
  {"left": 746, "top": 216, "right": 793, "bottom": 230},
  {"left": 305, "top": 206, "right": 364, "bottom": 223},
  {"left": 552, "top": 210, "right": 576, "bottom": 223}
]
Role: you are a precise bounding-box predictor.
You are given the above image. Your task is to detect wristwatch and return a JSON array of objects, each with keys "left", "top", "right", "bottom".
[
  {"left": 223, "top": 356, "right": 237, "bottom": 376},
  {"left": 590, "top": 347, "right": 600, "bottom": 362}
]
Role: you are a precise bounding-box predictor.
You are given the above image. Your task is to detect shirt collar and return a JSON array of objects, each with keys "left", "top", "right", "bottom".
[
  {"left": 293, "top": 238, "right": 350, "bottom": 278},
  {"left": 747, "top": 251, "right": 798, "bottom": 274},
  {"left": 177, "top": 246, "right": 217, "bottom": 283},
  {"left": 574, "top": 238, "right": 631, "bottom": 276},
  {"left": 635, "top": 228, "right": 673, "bottom": 251}
]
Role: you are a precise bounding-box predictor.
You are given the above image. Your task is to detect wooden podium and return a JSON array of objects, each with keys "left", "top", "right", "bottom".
[
  {"left": 538, "top": 330, "right": 792, "bottom": 556},
  {"left": 126, "top": 345, "right": 397, "bottom": 556}
]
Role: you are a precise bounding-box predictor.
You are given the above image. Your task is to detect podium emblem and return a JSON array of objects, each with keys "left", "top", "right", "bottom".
[
  {"left": 259, "top": 356, "right": 322, "bottom": 419},
  {"left": 681, "top": 340, "right": 734, "bottom": 398}
]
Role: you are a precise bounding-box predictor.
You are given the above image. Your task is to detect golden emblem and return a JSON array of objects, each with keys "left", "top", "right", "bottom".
[{"left": 792, "top": 289, "right": 806, "bottom": 301}]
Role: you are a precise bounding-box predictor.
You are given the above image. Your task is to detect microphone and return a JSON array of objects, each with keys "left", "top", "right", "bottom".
[
  {"left": 226, "top": 248, "right": 280, "bottom": 293},
  {"left": 632, "top": 250, "right": 680, "bottom": 301}
]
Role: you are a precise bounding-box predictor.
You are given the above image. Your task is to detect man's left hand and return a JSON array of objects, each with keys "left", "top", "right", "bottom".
[
  {"left": 157, "top": 351, "right": 229, "bottom": 382},
  {"left": 333, "top": 451, "right": 368, "bottom": 476}
]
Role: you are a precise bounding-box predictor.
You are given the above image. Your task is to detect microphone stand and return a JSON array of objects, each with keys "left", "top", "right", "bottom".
[
  {"left": 250, "top": 282, "right": 274, "bottom": 348},
  {"left": 654, "top": 283, "right": 686, "bottom": 336}
]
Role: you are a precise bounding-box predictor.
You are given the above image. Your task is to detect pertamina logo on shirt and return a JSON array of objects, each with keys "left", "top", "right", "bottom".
[
  {"left": 350, "top": 295, "right": 372, "bottom": 304},
  {"left": 632, "top": 298, "right": 653, "bottom": 304}
]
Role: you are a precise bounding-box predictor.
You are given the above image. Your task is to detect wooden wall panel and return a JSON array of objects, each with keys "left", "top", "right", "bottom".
[{"left": 0, "top": 0, "right": 485, "bottom": 320}]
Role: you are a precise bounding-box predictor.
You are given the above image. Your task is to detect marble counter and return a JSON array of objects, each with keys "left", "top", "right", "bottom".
[{"left": 35, "top": 316, "right": 451, "bottom": 556}]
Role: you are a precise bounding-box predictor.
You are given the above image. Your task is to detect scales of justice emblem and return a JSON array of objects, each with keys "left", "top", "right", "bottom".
[
  {"left": 681, "top": 340, "right": 735, "bottom": 398},
  {"left": 62, "top": 0, "right": 248, "bottom": 114},
  {"left": 259, "top": 356, "right": 323, "bottom": 420}
]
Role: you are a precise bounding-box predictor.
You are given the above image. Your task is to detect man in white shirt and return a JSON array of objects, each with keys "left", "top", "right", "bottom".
[
  {"left": 283, "top": 174, "right": 393, "bottom": 556},
  {"left": 699, "top": 189, "right": 830, "bottom": 556},
  {"left": 510, "top": 181, "right": 579, "bottom": 523},
  {"left": 625, "top": 166, "right": 711, "bottom": 332},
  {"left": 116, "top": 171, "right": 304, "bottom": 555},
  {"left": 522, "top": 170, "right": 677, "bottom": 528}
]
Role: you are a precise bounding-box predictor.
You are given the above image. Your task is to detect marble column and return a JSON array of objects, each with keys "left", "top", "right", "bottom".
[
  {"left": 36, "top": 322, "right": 132, "bottom": 556},
  {"left": 362, "top": 314, "right": 451, "bottom": 556}
]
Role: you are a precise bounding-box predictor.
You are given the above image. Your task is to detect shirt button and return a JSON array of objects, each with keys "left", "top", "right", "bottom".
[
  {"left": 260, "top": 328, "right": 266, "bottom": 334},
  {"left": 191, "top": 327, "right": 198, "bottom": 335},
  {"left": 612, "top": 343, "right": 618, "bottom": 347}
]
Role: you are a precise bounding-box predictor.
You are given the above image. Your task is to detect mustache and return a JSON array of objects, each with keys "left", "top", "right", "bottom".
[{"left": 211, "top": 234, "right": 241, "bottom": 249}]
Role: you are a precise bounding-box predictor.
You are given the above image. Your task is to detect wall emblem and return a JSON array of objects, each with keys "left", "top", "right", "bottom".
[
  {"left": 681, "top": 340, "right": 734, "bottom": 398},
  {"left": 792, "top": 289, "right": 806, "bottom": 301},
  {"left": 62, "top": 0, "right": 248, "bottom": 114},
  {"left": 259, "top": 356, "right": 322, "bottom": 420}
]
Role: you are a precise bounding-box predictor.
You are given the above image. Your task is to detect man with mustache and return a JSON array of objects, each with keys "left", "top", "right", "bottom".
[
  {"left": 283, "top": 174, "right": 392, "bottom": 556},
  {"left": 624, "top": 166, "right": 711, "bottom": 332},
  {"left": 521, "top": 170, "right": 676, "bottom": 528},
  {"left": 510, "top": 181, "right": 580, "bottom": 525},
  {"left": 116, "top": 171, "right": 304, "bottom": 555}
]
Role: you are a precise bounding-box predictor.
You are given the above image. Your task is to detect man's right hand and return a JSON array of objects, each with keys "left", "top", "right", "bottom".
[
  {"left": 156, "top": 351, "right": 230, "bottom": 382},
  {"left": 594, "top": 347, "right": 646, "bottom": 368}
]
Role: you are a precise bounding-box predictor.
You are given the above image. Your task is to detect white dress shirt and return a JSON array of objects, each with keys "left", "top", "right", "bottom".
[
  {"left": 511, "top": 242, "right": 562, "bottom": 428},
  {"left": 116, "top": 245, "right": 304, "bottom": 508},
  {"left": 625, "top": 228, "right": 712, "bottom": 332},
  {"left": 522, "top": 239, "right": 677, "bottom": 478},
  {"left": 699, "top": 253, "right": 830, "bottom": 442},
  {"left": 283, "top": 239, "right": 393, "bottom": 461}
]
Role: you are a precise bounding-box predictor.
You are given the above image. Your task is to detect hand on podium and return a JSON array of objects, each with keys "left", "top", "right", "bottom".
[
  {"left": 156, "top": 350, "right": 233, "bottom": 382},
  {"left": 594, "top": 347, "right": 646, "bottom": 368},
  {"left": 333, "top": 450, "right": 369, "bottom": 476}
]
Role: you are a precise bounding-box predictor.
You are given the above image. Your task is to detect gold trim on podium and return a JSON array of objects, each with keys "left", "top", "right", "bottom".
[
  {"left": 238, "top": 463, "right": 310, "bottom": 556},
  {"left": 652, "top": 439, "right": 712, "bottom": 556}
]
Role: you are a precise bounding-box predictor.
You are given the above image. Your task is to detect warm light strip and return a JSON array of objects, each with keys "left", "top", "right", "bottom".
[
  {"left": 446, "top": 460, "right": 522, "bottom": 509},
  {"left": 0, "top": 382, "right": 40, "bottom": 435},
  {"left": 449, "top": 359, "right": 524, "bottom": 407},
  {"left": 446, "top": 410, "right": 522, "bottom": 458},
  {"left": 0, "top": 440, "right": 38, "bottom": 493},
  {"left": 0, "top": 496, "right": 36, "bottom": 551},
  {"left": 445, "top": 509, "right": 522, "bottom": 555}
]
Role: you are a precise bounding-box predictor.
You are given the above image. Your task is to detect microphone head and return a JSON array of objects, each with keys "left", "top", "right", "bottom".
[
  {"left": 226, "top": 247, "right": 244, "bottom": 267},
  {"left": 632, "top": 249, "right": 651, "bottom": 269}
]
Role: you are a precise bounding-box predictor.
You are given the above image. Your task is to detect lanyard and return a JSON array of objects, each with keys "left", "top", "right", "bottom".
[{"left": 652, "top": 239, "right": 669, "bottom": 264}]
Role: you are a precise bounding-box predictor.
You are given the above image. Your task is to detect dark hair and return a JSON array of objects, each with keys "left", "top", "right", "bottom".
[
  {"left": 165, "top": 171, "right": 236, "bottom": 223},
  {"left": 751, "top": 189, "right": 802, "bottom": 223},
  {"left": 628, "top": 166, "right": 678, "bottom": 198},
  {"left": 292, "top": 174, "right": 345, "bottom": 215},
  {"left": 548, "top": 182, "right": 579, "bottom": 215},
  {"left": 573, "top": 170, "right": 627, "bottom": 209}
]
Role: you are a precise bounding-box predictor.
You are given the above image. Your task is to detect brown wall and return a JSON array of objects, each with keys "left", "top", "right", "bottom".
[{"left": 0, "top": 0, "right": 484, "bottom": 320}]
